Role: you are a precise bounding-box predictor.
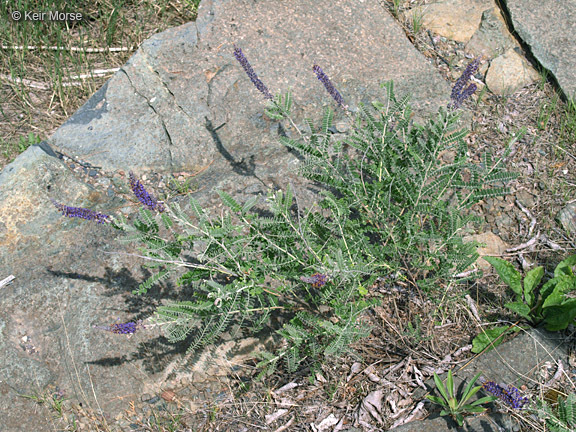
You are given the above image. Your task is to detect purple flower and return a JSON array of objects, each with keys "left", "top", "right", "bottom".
[
  {"left": 129, "top": 172, "right": 165, "bottom": 212},
  {"left": 312, "top": 65, "right": 346, "bottom": 109},
  {"left": 482, "top": 381, "right": 529, "bottom": 409},
  {"left": 93, "top": 320, "right": 144, "bottom": 335},
  {"left": 233, "top": 45, "right": 273, "bottom": 100},
  {"left": 449, "top": 58, "right": 480, "bottom": 110},
  {"left": 300, "top": 273, "right": 329, "bottom": 288},
  {"left": 51, "top": 199, "right": 111, "bottom": 224}
]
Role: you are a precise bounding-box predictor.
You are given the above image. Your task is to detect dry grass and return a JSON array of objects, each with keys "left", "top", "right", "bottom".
[{"left": 0, "top": 0, "right": 199, "bottom": 168}]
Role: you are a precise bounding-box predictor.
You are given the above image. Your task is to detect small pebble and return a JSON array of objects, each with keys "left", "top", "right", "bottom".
[
  {"left": 161, "top": 389, "right": 176, "bottom": 402},
  {"left": 96, "top": 177, "right": 110, "bottom": 187},
  {"left": 335, "top": 121, "right": 349, "bottom": 133},
  {"left": 147, "top": 395, "right": 160, "bottom": 404}
]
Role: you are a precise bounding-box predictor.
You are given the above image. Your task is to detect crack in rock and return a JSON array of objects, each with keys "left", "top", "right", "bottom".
[
  {"left": 151, "top": 67, "right": 195, "bottom": 122},
  {"left": 119, "top": 67, "right": 174, "bottom": 170}
]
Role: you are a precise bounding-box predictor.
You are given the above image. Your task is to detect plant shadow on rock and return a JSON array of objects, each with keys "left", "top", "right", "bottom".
[
  {"left": 45, "top": 265, "right": 203, "bottom": 374},
  {"left": 47, "top": 262, "right": 284, "bottom": 375}
]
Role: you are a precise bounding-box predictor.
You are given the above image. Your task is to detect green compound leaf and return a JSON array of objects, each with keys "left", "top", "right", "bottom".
[{"left": 218, "top": 190, "right": 242, "bottom": 212}]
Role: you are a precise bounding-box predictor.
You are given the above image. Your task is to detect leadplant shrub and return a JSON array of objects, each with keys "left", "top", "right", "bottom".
[
  {"left": 113, "top": 183, "right": 379, "bottom": 376},
  {"left": 535, "top": 392, "right": 576, "bottom": 432},
  {"left": 53, "top": 53, "right": 520, "bottom": 377},
  {"left": 278, "top": 81, "right": 520, "bottom": 293}
]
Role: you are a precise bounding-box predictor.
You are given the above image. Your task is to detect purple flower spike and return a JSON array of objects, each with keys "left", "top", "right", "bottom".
[
  {"left": 51, "top": 199, "right": 111, "bottom": 224},
  {"left": 449, "top": 57, "right": 480, "bottom": 110},
  {"left": 300, "top": 273, "right": 329, "bottom": 288},
  {"left": 93, "top": 319, "right": 144, "bottom": 335},
  {"left": 313, "top": 65, "right": 346, "bottom": 109},
  {"left": 482, "top": 381, "right": 529, "bottom": 409},
  {"left": 129, "top": 172, "right": 165, "bottom": 212},
  {"left": 233, "top": 45, "right": 273, "bottom": 100}
]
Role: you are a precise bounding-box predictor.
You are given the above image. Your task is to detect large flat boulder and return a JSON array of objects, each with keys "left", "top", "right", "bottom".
[{"left": 47, "top": 0, "right": 452, "bottom": 175}]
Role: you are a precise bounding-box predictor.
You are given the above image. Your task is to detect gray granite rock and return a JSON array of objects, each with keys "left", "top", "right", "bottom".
[
  {"left": 0, "top": 146, "right": 146, "bottom": 431},
  {"left": 503, "top": 0, "right": 576, "bottom": 102},
  {"left": 557, "top": 201, "right": 576, "bottom": 237},
  {"left": 47, "top": 0, "right": 452, "bottom": 175}
]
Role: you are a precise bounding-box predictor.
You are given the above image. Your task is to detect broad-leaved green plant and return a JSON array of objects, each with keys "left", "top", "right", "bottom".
[
  {"left": 473, "top": 254, "right": 576, "bottom": 353},
  {"left": 426, "top": 370, "right": 496, "bottom": 426}
]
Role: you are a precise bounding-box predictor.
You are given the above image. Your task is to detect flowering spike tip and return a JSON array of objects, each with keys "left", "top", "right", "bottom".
[
  {"left": 312, "top": 64, "right": 346, "bottom": 109},
  {"left": 51, "top": 199, "right": 111, "bottom": 224},
  {"left": 233, "top": 44, "right": 273, "bottom": 100}
]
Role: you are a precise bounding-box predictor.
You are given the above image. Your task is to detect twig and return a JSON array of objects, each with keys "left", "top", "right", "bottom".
[
  {"left": 272, "top": 416, "right": 294, "bottom": 432},
  {"left": 434, "top": 323, "right": 456, "bottom": 329},
  {"left": 98, "top": 249, "right": 238, "bottom": 277},
  {"left": 540, "top": 233, "right": 564, "bottom": 251},
  {"left": 452, "top": 344, "right": 473, "bottom": 358},
  {"left": 544, "top": 360, "right": 565, "bottom": 389},
  {"left": 439, "top": 344, "right": 473, "bottom": 366},
  {"left": 552, "top": 228, "right": 576, "bottom": 250},
  {"left": 506, "top": 232, "right": 540, "bottom": 252},
  {"left": 1, "top": 74, "right": 58, "bottom": 90},
  {"left": 67, "top": 69, "right": 120, "bottom": 80},
  {"left": 1, "top": 45, "right": 133, "bottom": 52},
  {"left": 427, "top": 30, "right": 450, "bottom": 67},
  {"left": 1, "top": 69, "right": 119, "bottom": 90},
  {"left": 515, "top": 198, "right": 537, "bottom": 237},
  {"left": 465, "top": 294, "right": 482, "bottom": 322},
  {"left": 454, "top": 268, "right": 479, "bottom": 278},
  {"left": 391, "top": 400, "right": 426, "bottom": 428},
  {"left": 519, "top": 253, "right": 532, "bottom": 271},
  {"left": 552, "top": 143, "right": 576, "bottom": 162},
  {"left": 273, "top": 382, "right": 299, "bottom": 395},
  {"left": 0, "top": 275, "right": 15, "bottom": 289}
]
